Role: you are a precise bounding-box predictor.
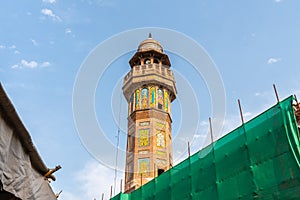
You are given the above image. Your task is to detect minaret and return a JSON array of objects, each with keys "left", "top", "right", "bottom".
[{"left": 123, "top": 34, "right": 177, "bottom": 193}]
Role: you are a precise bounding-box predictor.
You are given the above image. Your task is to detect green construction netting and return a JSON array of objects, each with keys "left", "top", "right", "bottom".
[{"left": 111, "top": 96, "right": 300, "bottom": 200}]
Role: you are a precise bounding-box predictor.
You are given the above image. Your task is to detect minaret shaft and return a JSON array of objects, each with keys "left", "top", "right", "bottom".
[{"left": 123, "top": 36, "right": 176, "bottom": 193}]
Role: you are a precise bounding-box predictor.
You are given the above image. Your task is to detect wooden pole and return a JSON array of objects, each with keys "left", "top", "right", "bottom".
[
  {"left": 55, "top": 190, "right": 62, "bottom": 198},
  {"left": 273, "top": 84, "right": 280, "bottom": 103},
  {"left": 188, "top": 141, "right": 191, "bottom": 157},
  {"left": 295, "top": 94, "right": 299, "bottom": 104},
  {"left": 209, "top": 117, "right": 214, "bottom": 143},
  {"left": 120, "top": 179, "right": 123, "bottom": 193},
  {"left": 140, "top": 173, "right": 143, "bottom": 186},
  {"left": 110, "top": 185, "right": 113, "bottom": 198},
  {"left": 101, "top": 193, "right": 104, "bottom": 200},
  {"left": 238, "top": 99, "right": 244, "bottom": 124}
]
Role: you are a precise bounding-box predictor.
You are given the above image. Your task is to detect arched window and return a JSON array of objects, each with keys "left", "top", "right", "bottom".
[
  {"left": 157, "top": 89, "right": 164, "bottom": 109},
  {"left": 144, "top": 59, "right": 151, "bottom": 65},
  {"left": 150, "top": 87, "right": 156, "bottom": 107},
  {"left": 141, "top": 88, "right": 148, "bottom": 109},
  {"left": 153, "top": 59, "right": 159, "bottom": 64},
  {"left": 135, "top": 89, "right": 140, "bottom": 110}
]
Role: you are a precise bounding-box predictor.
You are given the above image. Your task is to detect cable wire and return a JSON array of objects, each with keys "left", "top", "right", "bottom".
[{"left": 113, "top": 90, "right": 123, "bottom": 195}]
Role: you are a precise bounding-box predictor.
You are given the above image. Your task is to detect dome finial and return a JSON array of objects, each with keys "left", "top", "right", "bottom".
[{"left": 137, "top": 34, "right": 163, "bottom": 53}]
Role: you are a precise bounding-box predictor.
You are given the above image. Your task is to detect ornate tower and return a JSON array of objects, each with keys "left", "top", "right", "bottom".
[{"left": 123, "top": 34, "right": 177, "bottom": 193}]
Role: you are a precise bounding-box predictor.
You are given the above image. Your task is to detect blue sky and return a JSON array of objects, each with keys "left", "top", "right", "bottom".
[{"left": 1, "top": 0, "right": 300, "bottom": 199}]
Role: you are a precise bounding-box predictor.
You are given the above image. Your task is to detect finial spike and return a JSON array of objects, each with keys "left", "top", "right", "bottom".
[{"left": 148, "top": 33, "right": 152, "bottom": 38}]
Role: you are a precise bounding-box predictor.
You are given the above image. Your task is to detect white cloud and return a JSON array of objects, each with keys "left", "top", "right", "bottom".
[
  {"left": 11, "top": 64, "right": 19, "bottom": 69},
  {"left": 267, "top": 57, "right": 281, "bottom": 64},
  {"left": 41, "top": 8, "right": 61, "bottom": 21},
  {"left": 75, "top": 160, "right": 121, "bottom": 200},
  {"left": 51, "top": 160, "right": 123, "bottom": 200},
  {"left": 43, "top": 0, "right": 56, "bottom": 3},
  {"left": 40, "top": 61, "right": 51, "bottom": 67},
  {"left": 41, "top": 8, "right": 55, "bottom": 18},
  {"left": 11, "top": 59, "right": 51, "bottom": 69},
  {"left": 0, "top": 44, "right": 20, "bottom": 53},
  {"left": 255, "top": 92, "right": 261, "bottom": 96},
  {"left": 30, "top": 39, "right": 38, "bottom": 46},
  {"left": 65, "top": 28, "right": 72, "bottom": 34},
  {"left": 21, "top": 59, "right": 38, "bottom": 68}
]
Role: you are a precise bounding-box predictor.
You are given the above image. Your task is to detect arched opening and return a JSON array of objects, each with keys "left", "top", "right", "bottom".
[
  {"left": 141, "top": 88, "right": 148, "bottom": 109},
  {"left": 157, "top": 88, "right": 163, "bottom": 109},
  {"left": 144, "top": 59, "right": 151, "bottom": 65}
]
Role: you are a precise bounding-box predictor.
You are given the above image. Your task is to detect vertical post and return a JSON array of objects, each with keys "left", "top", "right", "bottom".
[
  {"left": 120, "top": 179, "right": 123, "bottom": 193},
  {"left": 110, "top": 185, "right": 113, "bottom": 198},
  {"left": 238, "top": 99, "right": 244, "bottom": 124},
  {"left": 102, "top": 193, "right": 104, "bottom": 200},
  {"left": 140, "top": 173, "right": 143, "bottom": 186},
  {"left": 187, "top": 141, "right": 191, "bottom": 157},
  {"left": 188, "top": 142, "right": 191, "bottom": 157},
  {"left": 209, "top": 117, "right": 214, "bottom": 143},
  {"left": 154, "top": 163, "right": 156, "bottom": 177},
  {"left": 273, "top": 84, "right": 280, "bottom": 103},
  {"left": 209, "top": 117, "right": 217, "bottom": 199},
  {"left": 187, "top": 140, "right": 192, "bottom": 198}
]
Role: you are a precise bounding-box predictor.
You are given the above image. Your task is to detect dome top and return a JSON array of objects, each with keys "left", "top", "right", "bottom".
[{"left": 137, "top": 33, "right": 163, "bottom": 53}]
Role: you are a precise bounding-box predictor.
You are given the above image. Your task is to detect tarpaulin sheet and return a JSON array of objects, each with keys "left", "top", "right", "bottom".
[
  {"left": 111, "top": 95, "right": 300, "bottom": 200},
  {"left": 0, "top": 116, "right": 57, "bottom": 200}
]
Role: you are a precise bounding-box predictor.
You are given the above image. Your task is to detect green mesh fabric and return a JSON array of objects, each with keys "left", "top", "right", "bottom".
[{"left": 111, "top": 96, "right": 300, "bottom": 200}]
